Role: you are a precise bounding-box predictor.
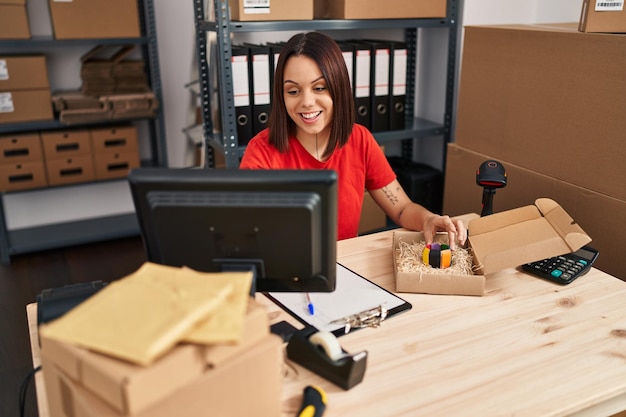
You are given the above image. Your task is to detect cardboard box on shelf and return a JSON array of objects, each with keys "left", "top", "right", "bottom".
[
  {"left": 0, "top": 133, "right": 43, "bottom": 164},
  {"left": 443, "top": 143, "right": 626, "bottom": 281},
  {"left": 40, "top": 300, "right": 281, "bottom": 417},
  {"left": 0, "top": 2, "right": 30, "bottom": 40},
  {"left": 579, "top": 0, "right": 626, "bottom": 33},
  {"left": 0, "top": 161, "right": 47, "bottom": 191},
  {"left": 104, "top": 93, "right": 158, "bottom": 119},
  {"left": 456, "top": 23, "right": 626, "bottom": 201},
  {"left": 394, "top": 198, "right": 592, "bottom": 296},
  {"left": 0, "top": 56, "right": 53, "bottom": 124},
  {"left": 0, "top": 90, "right": 54, "bottom": 124},
  {"left": 314, "top": 0, "right": 446, "bottom": 19},
  {"left": 0, "top": 56, "right": 49, "bottom": 91},
  {"left": 93, "top": 150, "right": 140, "bottom": 180},
  {"left": 41, "top": 130, "right": 92, "bottom": 160},
  {"left": 229, "top": 0, "right": 313, "bottom": 21},
  {"left": 47, "top": 0, "right": 141, "bottom": 40},
  {"left": 45, "top": 155, "right": 95, "bottom": 186}
]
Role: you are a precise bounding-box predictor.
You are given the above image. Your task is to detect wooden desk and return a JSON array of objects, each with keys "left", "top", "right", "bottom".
[
  {"left": 29, "top": 229, "right": 626, "bottom": 417},
  {"left": 275, "top": 230, "right": 626, "bottom": 417}
]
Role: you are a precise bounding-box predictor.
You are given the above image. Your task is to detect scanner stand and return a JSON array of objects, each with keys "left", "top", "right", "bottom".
[{"left": 286, "top": 326, "right": 367, "bottom": 390}]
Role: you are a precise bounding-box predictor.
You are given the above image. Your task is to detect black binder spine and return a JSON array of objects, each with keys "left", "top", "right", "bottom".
[
  {"left": 366, "top": 40, "right": 391, "bottom": 132},
  {"left": 232, "top": 45, "right": 253, "bottom": 146},
  {"left": 351, "top": 41, "right": 371, "bottom": 130},
  {"left": 247, "top": 43, "right": 272, "bottom": 136},
  {"left": 389, "top": 41, "right": 408, "bottom": 131}
]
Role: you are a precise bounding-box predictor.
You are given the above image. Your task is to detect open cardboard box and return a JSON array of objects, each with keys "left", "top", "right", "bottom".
[
  {"left": 394, "top": 198, "right": 592, "bottom": 296},
  {"left": 40, "top": 299, "right": 273, "bottom": 416}
]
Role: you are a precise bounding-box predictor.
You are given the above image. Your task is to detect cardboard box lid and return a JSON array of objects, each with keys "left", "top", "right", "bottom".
[
  {"left": 468, "top": 198, "right": 591, "bottom": 275},
  {"left": 39, "top": 299, "right": 269, "bottom": 416}
]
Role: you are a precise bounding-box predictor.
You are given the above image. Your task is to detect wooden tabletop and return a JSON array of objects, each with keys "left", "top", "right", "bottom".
[
  {"left": 274, "top": 229, "right": 626, "bottom": 417},
  {"left": 29, "top": 227, "right": 626, "bottom": 417}
]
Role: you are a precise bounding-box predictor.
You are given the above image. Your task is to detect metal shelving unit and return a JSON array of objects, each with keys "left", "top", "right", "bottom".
[
  {"left": 193, "top": 0, "right": 462, "bottom": 169},
  {"left": 0, "top": 0, "right": 167, "bottom": 264}
]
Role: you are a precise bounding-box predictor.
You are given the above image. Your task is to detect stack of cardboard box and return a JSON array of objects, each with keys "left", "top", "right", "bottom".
[
  {"left": 443, "top": 23, "right": 626, "bottom": 280},
  {"left": 42, "top": 129, "right": 95, "bottom": 186},
  {"left": 39, "top": 125, "right": 140, "bottom": 187},
  {"left": 81, "top": 46, "right": 149, "bottom": 96},
  {"left": 40, "top": 298, "right": 283, "bottom": 417},
  {"left": 90, "top": 126, "right": 141, "bottom": 180},
  {"left": 0, "top": 132, "right": 47, "bottom": 191},
  {"left": 0, "top": 56, "right": 54, "bottom": 124}
]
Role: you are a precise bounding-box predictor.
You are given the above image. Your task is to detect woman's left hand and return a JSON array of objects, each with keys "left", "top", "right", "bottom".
[{"left": 422, "top": 214, "right": 467, "bottom": 250}]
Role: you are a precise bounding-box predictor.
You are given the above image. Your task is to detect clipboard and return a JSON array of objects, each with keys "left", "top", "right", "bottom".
[{"left": 265, "top": 263, "right": 412, "bottom": 337}]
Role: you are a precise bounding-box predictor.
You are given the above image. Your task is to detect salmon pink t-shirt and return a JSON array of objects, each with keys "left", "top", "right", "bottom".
[{"left": 239, "top": 124, "right": 396, "bottom": 240}]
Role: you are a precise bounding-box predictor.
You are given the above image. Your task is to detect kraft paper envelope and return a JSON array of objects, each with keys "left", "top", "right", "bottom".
[
  {"left": 182, "top": 266, "right": 252, "bottom": 344},
  {"left": 40, "top": 262, "right": 251, "bottom": 366}
]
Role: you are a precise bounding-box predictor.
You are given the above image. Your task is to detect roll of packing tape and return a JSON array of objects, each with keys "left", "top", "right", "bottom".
[
  {"left": 423, "top": 243, "right": 452, "bottom": 269},
  {"left": 309, "top": 331, "right": 345, "bottom": 361}
]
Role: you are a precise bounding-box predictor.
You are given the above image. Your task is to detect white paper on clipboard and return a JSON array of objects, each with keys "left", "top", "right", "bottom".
[{"left": 264, "top": 263, "right": 412, "bottom": 335}]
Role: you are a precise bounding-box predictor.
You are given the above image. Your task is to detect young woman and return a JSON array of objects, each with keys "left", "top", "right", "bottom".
[{"left": 239, "top": 32, "right": 466, "bottom": 248}]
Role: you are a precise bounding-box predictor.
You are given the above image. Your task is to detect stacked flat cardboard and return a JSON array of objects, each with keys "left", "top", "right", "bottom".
[
  {"left": 52, "top": 91, "right": 110, "bottom": 124},
  {"left": 446, "top": 23, "right": 626, "bottom": 279},
  {"left": 52, "top": 91, "right": 157, "bottom": 125},
  {"left": 0, "top": 133, "right": 47, "bottom": 191},
  {"left": 81, "top": 46, "right": 148, "bottom": 96},
  {"left": 0, "top": 0, "right": 30, "bottom": 39},
  {"left": 0, "top": 56, "right": 53, "bottom": 124},
  {"left": 105, "top": 93, "right": 158, "bottom": 120}
]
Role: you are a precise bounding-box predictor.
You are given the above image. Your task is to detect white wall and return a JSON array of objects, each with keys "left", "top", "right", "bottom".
[
  {"left": 153, "top": 0, "right": 196, "bottom": 167},
  {"left": 152, "top": 0, "right": 584, "bottom": 168}
]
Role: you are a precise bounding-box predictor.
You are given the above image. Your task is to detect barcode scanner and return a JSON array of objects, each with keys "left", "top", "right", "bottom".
[{"left": 476, "top": 160, "right": 507, "bottom": 217}]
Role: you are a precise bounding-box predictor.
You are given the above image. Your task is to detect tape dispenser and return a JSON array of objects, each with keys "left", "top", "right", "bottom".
[{"left": 286, "top": 326, "right": 367, "bottom": 390}]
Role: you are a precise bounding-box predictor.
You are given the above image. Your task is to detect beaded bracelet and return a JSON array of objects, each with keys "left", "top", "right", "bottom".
[{"left": 422, "top": 243, "right": 452, "bottom": 269}]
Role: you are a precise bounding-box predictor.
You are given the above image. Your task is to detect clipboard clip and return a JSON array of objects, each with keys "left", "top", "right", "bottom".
[{"left": 330, "top": 304, "right": 388, "bottom": 334}]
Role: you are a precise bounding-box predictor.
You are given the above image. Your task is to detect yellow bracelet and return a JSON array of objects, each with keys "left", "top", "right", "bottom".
[{"left": 422, "top": 243, "right": 452, "bottom": 269}]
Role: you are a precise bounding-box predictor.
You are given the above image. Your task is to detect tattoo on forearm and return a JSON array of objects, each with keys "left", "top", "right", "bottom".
[{"left": 382, "top": 186, "right": 400, "bottom": 205}]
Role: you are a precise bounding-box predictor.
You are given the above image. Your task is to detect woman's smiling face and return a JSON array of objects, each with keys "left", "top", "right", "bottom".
[{"left": 282, "top": 55, "right": 333, "bottom": 141}]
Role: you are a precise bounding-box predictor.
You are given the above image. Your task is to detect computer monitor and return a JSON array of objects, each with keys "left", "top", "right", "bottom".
[{"left": 128, "top": 167, "right": 337, "bottom": 293}]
